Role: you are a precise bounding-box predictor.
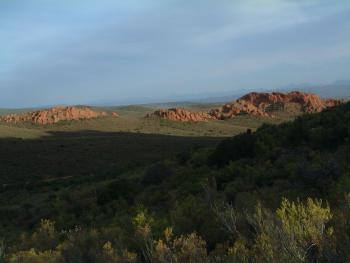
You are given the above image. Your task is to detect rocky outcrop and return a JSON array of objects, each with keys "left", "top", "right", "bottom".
[
  {"left": 0, "top": 106, "right": 117, "bottom": 125},
  {"left": 209, "top": 91, "right": 343, "bottom": 120},
  {"left": 208, "top": 100, "right": 269, "bottom": 120},
  {"left": 149, "top": 108, "right": 214, "bottom": 122},
  {"left": 149, "top": 91, "right": 343, "bottom": 122}
]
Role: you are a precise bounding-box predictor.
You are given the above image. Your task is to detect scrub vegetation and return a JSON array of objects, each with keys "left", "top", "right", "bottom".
[{"left": 1, "top": 103, "right": 350, "bottom": 262}]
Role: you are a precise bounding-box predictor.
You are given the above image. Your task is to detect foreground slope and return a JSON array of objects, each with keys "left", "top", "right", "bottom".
[{"left": 1, "top": 102, "right": 350, "bottom": 262}]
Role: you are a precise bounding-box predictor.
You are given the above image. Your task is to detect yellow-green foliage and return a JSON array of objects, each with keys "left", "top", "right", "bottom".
[
  {"left": 133, "top": 211, "right": 209, "bottom": 263},
  {"left": 4, "top": 197, "right": 350, "bottom": 263},
  {"left": 154, "top": 228, "right": 208, "bottom": 263},
  {"left": 8, "top": 249, "right": 63, "bottom": 263},
  {"left": 227, "top": 198, "right": 335, "bottom": 263},
  {"left": 133, "top": 211, "right": 153, "bottom": 240},
  {"left": 276, "top": 198, "right": 333, "bottom": 257},
  {"left": 133, "top": 211, "right": 154, "bottom": 262},
  {"left": 227, "top": 239, "right": 250, "bottom": 263},
  {"left": 19, "top": 219, "right": 59, "bottom": 252},
  {"left": 99, "top": 241, "right": 137, "bottom": 263},
  {"left": 8, "top": 220, "right": 137, "bottom": 263}
]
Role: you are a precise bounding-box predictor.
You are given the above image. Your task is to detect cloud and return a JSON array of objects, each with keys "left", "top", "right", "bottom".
[
  {"left": 189, "top": 0, "right": 348, "bottom": 46},
  {"left": 0, "top": 0, "right": 350, "bottom": 107}
]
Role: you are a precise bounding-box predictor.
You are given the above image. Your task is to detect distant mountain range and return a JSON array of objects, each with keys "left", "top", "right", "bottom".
[
  {"left": 275, "top": 80, "right": 350, "bottom": 99},
  {"left": 1, "top": 80, "right": 349, "bottom": 112},
  {"left": 189, "top": 80, "right": 350, "bottom": 104}
]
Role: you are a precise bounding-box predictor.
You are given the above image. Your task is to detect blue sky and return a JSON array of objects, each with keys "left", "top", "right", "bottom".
[{"left": 1, "top": 0, "right": 350, "bottom": 107}]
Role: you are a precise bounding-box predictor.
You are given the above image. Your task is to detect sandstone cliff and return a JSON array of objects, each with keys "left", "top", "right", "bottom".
[
  {"left": 208, "top": 91, "right": 343, "bottom": 120},
  {"left": 149, "top": 91, "right": 343, "bottom": 122},
  {"left": 149, "top": 108, "right": 214, "bottom": 122},
  {"left": 0, "top": 106, "right": 116, "bottom": 125}
]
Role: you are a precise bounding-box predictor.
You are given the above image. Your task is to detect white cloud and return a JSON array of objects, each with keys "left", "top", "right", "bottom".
[
  {"left": 188, "top": 0, "right": 347, "bottom": 46},
  {"left": 1, "top": 0, "right": 350, "bottom": 107},
  {"left": 206, "top": 41, "right": 350, "bottom": 79}
]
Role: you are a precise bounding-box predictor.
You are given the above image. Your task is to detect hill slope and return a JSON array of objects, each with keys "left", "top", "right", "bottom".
[{"left": 2, "top": 102, "right": 350, "bottom": 262}]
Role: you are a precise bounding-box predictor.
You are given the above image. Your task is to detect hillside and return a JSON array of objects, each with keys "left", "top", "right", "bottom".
[
  {"left": 149, "top": 91, "right": 343, "bottom": 121},
  {"left": 1, "top": 102, "right": 350, "bottom": 262},
  {"left": 0, "top": 103, "right": 289, "bottom": 140},
  {"left": 209, "top": 91, "right": 342, "bottom": 119}
]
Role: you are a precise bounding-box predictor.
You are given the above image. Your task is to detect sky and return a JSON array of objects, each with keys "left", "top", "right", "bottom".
[{"left": 1, "top": 0, "right": 350, "bottom": 108}]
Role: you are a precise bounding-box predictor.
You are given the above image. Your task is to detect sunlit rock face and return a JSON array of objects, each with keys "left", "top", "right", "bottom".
[
  {"left": 149, "top": 108, "right": 215, "bottom": 122},
  {"left": 208, "top": 91, "right": 343, "bottom": 120},
  {"left": 0, "top": 106, "right": 116, "bottom": 124}
]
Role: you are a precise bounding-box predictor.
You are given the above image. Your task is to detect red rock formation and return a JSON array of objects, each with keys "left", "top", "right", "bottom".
[
  {"left": 208, "top": 100, "right": 269, "bottom": 120},
  {"left": 150, "top": 108, "right": 214, "bottom": 122},
  {"left": 0, "top": 106, "right": 115, "bottom": 125},
  {"left": 148, "top": 92, "right": 342, "bottom": 122},
  {"left": 209, "top": 91, "right": 343, "bottom": 120}
]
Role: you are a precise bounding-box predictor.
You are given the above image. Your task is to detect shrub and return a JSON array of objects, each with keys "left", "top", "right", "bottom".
[{"left": 8, "top": 249, "right": 63, "bottom": 263}]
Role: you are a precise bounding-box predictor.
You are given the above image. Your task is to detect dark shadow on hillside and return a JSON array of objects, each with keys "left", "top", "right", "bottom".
[{"left": 0, "top": 130, "right": 223, "bottom": 187}]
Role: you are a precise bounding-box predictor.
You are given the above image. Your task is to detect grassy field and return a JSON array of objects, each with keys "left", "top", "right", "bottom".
[
  {"left": 0, "top": 104, "right": 297, "bottom": 185},
  {"left": 0, "top": 131, "right": 221, "bottom": 185},
  {"left": 0, "top": 104, "right": 294, "bottom": 139},
  {"left": 0, "top": 103, "right": 302, "bottom": 244},
  {"left": 0, "top": 103, "right": 298, "bottom": 189}
]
